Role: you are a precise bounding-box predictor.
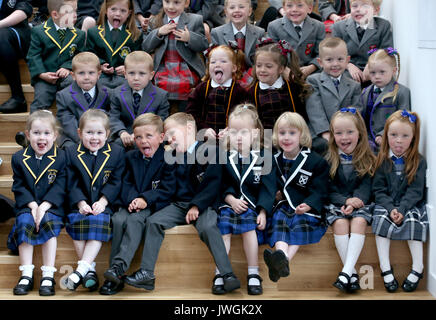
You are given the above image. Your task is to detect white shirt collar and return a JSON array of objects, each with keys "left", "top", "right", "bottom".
[
  {"left": 211, "top": 78, "right": 233, "bottom": 88},
  {"left": 356, "top": 22, "right": 369, "bottom": 30},
  {"left": 107, "top": 21, "right": 124, "bottom": 31},
  {"left": 132, "top": 88, "right": 144, "bottom": 97},
  {"left": 331, "top": 75, "right": 342, "bottom": 82},
  {"left": 166, "top": 15, "right": 180, "bottom": 24},
  {"left": 293, "top": 20, "right": 304, "bottom": 29},
  {"left": 374, "top": 85, "right": 384, "bottom": 92},
  {"left": 90, "top": 150, "right": 98, "bottom": 156},
  {"left": 389, "top": 149, "right": 404, "bottom": 159},
  {"left": 259, "top": 76, "right": 284, "bottom": 90},
  {"left": 35, "top": 155, "right": 43, "bottom": 160},
  {"left": 82, "top": 86, "right": 96, "bottom": 99},
  {"left": 232, "top": 23, "right": 246, "bottom": 36},
  {"left": 53, "top": 22, "right": 66, "bottom": 31},
  {"left": 282, "top": 150, "right": 300, "bottom": 161},
  {"left": 187, "top": 141, "right": 198, "bottom": 154}
]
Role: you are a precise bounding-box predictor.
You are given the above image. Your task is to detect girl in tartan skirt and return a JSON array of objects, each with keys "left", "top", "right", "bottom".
[
  {"left": 63, "top": 110, "right": 125, "bottom": 292},
  {"left": 264, "top": 112, "right": 329, "bottom": 283},
  {"left": 367, "top": 110, "right": 428, "bottom": 293},
  {"left": 215, "top": 104, "right": 276, "bottom": 295},
  {"left": 8, "top": 111, "right": 67, "bottom": 296},
  {"left": 324, "top": 108, "right": 376, "bottom": 293},
  {"left": 142, "top": 0, "right": 209, "bottom": 113}
]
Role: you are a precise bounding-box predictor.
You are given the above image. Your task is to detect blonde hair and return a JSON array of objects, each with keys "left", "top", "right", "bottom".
[
  {"left": 26, "top": 110, "right": 60, "bottom": 135},
  {"left": 133, "top": 113, "right": 163, "bottom": 133},
  {"left": 376, "top": 110, "right": 421, "bottom": 185},
  {"left": 224, "top": 0, "right": 251, "bottom": 7},
  {"left": 97, "top": 0, "right": 141, "bottom": 41},
  {"left": 319, "top": 37, "right": 348, "bottom": 58},
  {"left": 72, "top": 52, "right": 101, "bottom": 72},
  {"left": 349, "top": 0, "right": 382, "bottom": 7},
  {"left": 124, "top": 51, "right": 154, "bottom": 71},
  {"left": 150, "top": 0, "right": 189, "bottom": 29},
  {"left": 78, "top": 109, "right": 110, "bottom": 133},
  {"left": 326, "top": 109, "right": 376, "bottom": 178},
  {"left": 203, "top": 45, "right": 245, "bottom": 81},
  {"left": 48, "top": 0, "right": 76, "bottom": 13},
  {"left": 283, "top": 0, "right": 314, "bottom": 6},
  {"left": 368, "top": 49, "right": 401, "bottom": 104},
  {"left": 272, "top": 112, "right": 311, "bottom": 149},
  {"left": 164, "top": 112, "right": 197, "bottom": 132}
]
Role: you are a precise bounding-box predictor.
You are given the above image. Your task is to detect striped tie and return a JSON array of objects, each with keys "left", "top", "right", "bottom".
[{"left": 58, "top": 28, "right": 66, "bottom": 43}]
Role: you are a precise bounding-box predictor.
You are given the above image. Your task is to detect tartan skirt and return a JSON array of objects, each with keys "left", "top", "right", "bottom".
[
  {"left": 267, "top": 204, "right": 327, "bottom": 246},
  {"left": 370, "top": 205, "right": 428, "bottom": 242},
  {"left": 218, "top": 207, "right": 258, "bottom": 235},
  {"left": 7, "top": 211, "right": 63, "bottom": 251},
  {"left": 65, "top": 212, "right": 112, "bottom": 242},
  {"left": 325, "top": 203, "right": 373, "bottom": 226}
]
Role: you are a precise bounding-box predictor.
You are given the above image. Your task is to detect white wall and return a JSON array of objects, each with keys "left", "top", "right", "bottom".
[{"left": 380, "top": 0, "right": 436, "bottom": 298}]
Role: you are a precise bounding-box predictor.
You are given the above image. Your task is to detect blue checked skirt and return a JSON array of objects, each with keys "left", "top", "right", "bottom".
[
  {"left": 7, "top": 211, "right": 63, "bottom": 252},
  {"left": 325, "top": 203, "right": 373, "bottom": 226},
  {"left": 66, "top": 212, "right": 112, "bottom": 242},
  {"left": 267, "top": 204, "right": 327, "bottom": 246},
  {"left": 370, "top": 205, "right": 428, "bottom": 242},
  {"left": 218, "top": 207, "right": 258, "bottom": 235}
]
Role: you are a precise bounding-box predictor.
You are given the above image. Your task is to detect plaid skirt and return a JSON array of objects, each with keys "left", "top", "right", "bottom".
[
  {"left": 267, "top": 204, "right": 327, "bottom": 246},
  {"left": 325, "top": 204, "right": 373, "bottom": 226},
  {"left": 370, "top": 205, "right": 428, "bottom": 242},
  {"left": 7, "top": 211, "right": 63, "bottom": 251},
  {"left": 66, "top": 212, "right": 112, "bottom": 242}
]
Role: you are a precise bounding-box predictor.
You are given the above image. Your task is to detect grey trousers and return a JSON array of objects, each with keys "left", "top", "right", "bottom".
[
  {"left": 110, "top": 208, "right": 151, "bottom": 272},
  {"left": 30, "top": 75, "right": 73, "bottom": 113},
  {"left": 141, "top": 202, "right": 234, "bottom": 276}
]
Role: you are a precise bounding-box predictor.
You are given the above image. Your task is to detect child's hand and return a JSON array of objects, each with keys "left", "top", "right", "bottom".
[
  {"left": 275, "top": 190, "right": 283, "bottom": 201},
  {"left": 28, "top": 201, "right": 38, "bottom": 225},
  {"left": 39, "top": 72, "right": 59, "bottom": 84},
  {"left": 186, "top": 205, "right": 199, "bottom": 224},
  {"left": 120, "top": 132, "right": 135, "bottom": 147},
  {"left": 141, "top": 16, "right": 152, "bottom": 32},
  {"left": 375, "top": 136, "right": 382, "bottom": 145},
  {"left": 390, "top": 209, "right": 404, "bottom": 225},
  {"left": 341, "top": 205, "right": 354, "bottom": 215},
  {"left": 78, "top": 200, "right": 93, "bottom": 215},
  {"left": 92, "top": 196, "right": 108, "bottom": 215},
  {"left": 226, "top": 195, "right": 248, "bottom": 214},
  {"left": 362, "top": 64, "right": 370, "bottom": 82},
  {"left": 300, "top": 65, "right": 317, "bottom": 78},
  {"left": 129, "top": 197, "right": 147, "bottom": 212},
  {"left": 347, "top": 63, "right": 363, "bottom": 82},
  {"left": 35, "top": 201, "right": 52, "bottom": 232},
  {"left": 101, "top": 63, "right": 114, "bottom": 75},
  {"left": 173, "top": 26, "right": 190, "bottom": 43},
  {"left": 346, "top": 197, "right": 364, "bottom": 209},
  {"left": 56, "top": 67, "right": 71, "bottom": 79},
  {"left": 115, "top": 65, "right": 125, "bottom": 76},
  {"left": 321, "top": 131, "right": 330, "bottom": 142},
  {"left": 204, "top": 128, "right": 217, "bottom": 141},
  {"left": 295, "top": 203, "right": 311, "bottom": 214},
  {"left": 217, "top": 127, "right": 228, "bottom": 140},
  {"left": 158, "top": 21, "right": 177, "bottom": 36},
  {"left": 257, "top": 210, "right": 266, "bottom": 230}
]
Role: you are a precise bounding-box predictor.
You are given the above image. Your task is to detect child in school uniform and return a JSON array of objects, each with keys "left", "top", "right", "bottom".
[
  {"left": 109, "top": 51, "right": 169, "bottom": 150},
  {"left": 324, "top": 108, "right": 376, "bottom": 293},
  {"left": 8, "top": 110, "right": 67, "bottom": 296},
  {"left": 332, "top": 0, "right": 393, "bottom": 83},
  {"left": 361, "top": 48, "right": 411, "bottom": 152},
  {"left": 100, "top": 113, "right": 176, "bottom": 295},
  {"left": 75, "top": 0, "right": 104, "bottom": 31},
  {"left": 186, "top": 44, "right": 247, "bottom": 141},
  {"left": 63, "top": 109, "right": 125, "bottom": 292},
  {"left": 264, "top": 112, "right": 329, "bottom": 283},
  {"left": 86, "top": 0, "right": 143, "bottom": 89},
  {"left": 210, "top": 0, "right": 265, "bottom": 88},
  {"left": 142, "top": 0, "right": 209, "bottom": 113},
  {"left": 247, "top": 39, "right": 311, "bottom": 130},
  {"left": 56, "top": 52, "right": 111, "bottom": 149},
  {"left": 123, "top": 112, "right": 241, "bottom": 294},
  {"left": 368, "top": 110, "right": 428, "bottom": 293},
  {"left": 27, "top": 0, "right": 86, "bottom": 112},
  {"left": 267, "top": 0, "right": 326, "bottom": 78},
  {"left": 306, "top": 37, "right": 362, "bottom": 156},
  {"left": 215, "top": 104, "right": 276, "bottom": 295}
]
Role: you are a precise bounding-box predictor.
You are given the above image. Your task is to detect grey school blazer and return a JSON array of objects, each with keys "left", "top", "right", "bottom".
[
  {"left": 142, "top": 12, "right": 209, "bottom": 78},
  {"left": 267, "top": 16, "right": 325, "bottom": 69}
]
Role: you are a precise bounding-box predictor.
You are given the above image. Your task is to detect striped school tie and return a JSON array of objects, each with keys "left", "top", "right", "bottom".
[
  {"left": 133, "top": 92, "right": 141, "bottom": 115},
  {"left": 235, "top": 32, "right": 245, "bottom": 51},
  {"left": 294, "top": 25, "right": 302, "bottom": 38},
  {"left": 84, "top": 92, "right": 92, "bottom": 104},
  {"left": 58, "top": 28, "right": 66, "bottom": 43}
]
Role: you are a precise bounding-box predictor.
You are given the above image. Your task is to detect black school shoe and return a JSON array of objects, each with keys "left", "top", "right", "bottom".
[
  {"left": 0, "top": 97, "right": 27, "bottom": 114},
  {"left": 332, "top": 272, "right": 350, "bottom": 293},
  {"left": 381, "top": 269, "right": 399, "bottom": 293},
  {"left": 103, "top": 264, "right": 124, "bottom": 286},
  {"left": 124, "top": 268, "right": 155, "bottom": 290},
  {"left": 39, "top": 277, "right": 56, "bottom": 296},
  {"left": 211, "top": 274, "right": 225, "bottom": 295},
  {"left": 222, "top": 272, "right": 240, "bottom": 293},
  {"left": 271, "top": 250, "right": 290, "bottom": 278},
  {"left": 13, "top": 276, "right": 34, "bottom": 295},
  {"left": 64, "top": 271, "right": 83, "bottom": 291},
  {"left": 348, "top": 273, "right": 361, "bottom": 292},
  {"left": 402, "top": 270, "right": 424, "bottom": 292},
  {"left": 83, "top": 270, "right": 99, "bottom": 292},
  {"left": 247, "top": 274, "right": 263, "bottom": 295},
  {"left": 263, "top": 248, "right": 280, "bottom": 282},
  {"left": 99, "top": 279, "right": 125, "bottom": 295}
]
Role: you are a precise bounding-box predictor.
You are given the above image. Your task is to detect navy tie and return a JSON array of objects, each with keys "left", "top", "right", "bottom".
[
  {"left": 391, "top": 155, "right": 405, "bottom": 165},
  {"left": 357, "top": 26, "right": 365, "bottom": 41},
  {"left": 340, "top": 153, "right": 353, "bottom": 162},
  {"left": 84, "top": 92, "right": 92, "bottom": 104},
  {"left": 133, "top": 92, "right": 141, "bottom": 114},
  {"left": 333, "top": 78, "right": 340, "bottom": 92},
  {"left": 295, "top": 26, "right": 302, "bottom": 38}
]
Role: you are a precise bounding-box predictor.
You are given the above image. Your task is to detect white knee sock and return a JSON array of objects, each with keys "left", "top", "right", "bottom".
[
  {"left": 248, "top": 266, "right": 260, "bottom": 286},
  {"left": 407, "top": 240, "right": 424, "bottom": 282},
  {"left": 18, "top": 264, "right": 34, "bottom": 285},
  {"left": 214, "top": 267, "right": 224, "bottom": 285},
  {"left": 334, "top": 234, "right": 349, "bottom": 265},
  {"left": 340, "top": 233, "right": 365, "bottom": 283},
  {"left": 41, "top": 266, "right": 57, "bottom": 286},
  {"left": 375, "top": 235, "right": 393, "bottom": 282}
]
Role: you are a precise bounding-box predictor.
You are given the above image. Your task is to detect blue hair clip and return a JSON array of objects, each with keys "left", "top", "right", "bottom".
[
  {"left": 401, "top": 109, "right": 417, "bottom": 123},
  {"left": 340, "top": 107, "right": 357, "bottom": 114}
]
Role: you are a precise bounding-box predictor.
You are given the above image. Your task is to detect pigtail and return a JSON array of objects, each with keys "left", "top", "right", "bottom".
[{"left": 150, "top": 8, "right": 165, "bottom": 29}]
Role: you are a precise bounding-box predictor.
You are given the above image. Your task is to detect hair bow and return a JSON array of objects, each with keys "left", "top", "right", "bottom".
[
  {"left": 256, "top": 37, "right": 274, "bottom": 48},
  {"left": 401, "top": 109, "right": 416, "bottom": 123},
  {"left": 277, "top": 40, "right": 293, "bottom": 58},
  {"left": 384, "top": 47, "right": 398, "bottom": 56},
  {"left": 227, "top": 40, "right": 239, "bottom": 52},
  {"left": 203, "top": 43, "right": 219, "bottom": 58},
  {"left": 367, "top": 47, "right": 378, "bottom": 56},
  {"left": 340, "top": 107, "right": 357, "bottom": 114}
]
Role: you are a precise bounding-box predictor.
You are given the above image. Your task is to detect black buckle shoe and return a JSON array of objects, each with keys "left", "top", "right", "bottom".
[
  {"left": 211, "top": 274, "right": 225, "bottom": 295},
  {"left": 222, "top": 272, "right": 240, "bottom": 293},
  {"left": 348, "top": 273, "right": 361, "bottom": 292},
  {"left": 264, "top": 248, "right": 280, "bottom": 282},
  {"left": 63, "top": 270, "right": 83, "bottom": 291},
  {"left": 402, "top": 270, "right": 424, "bottom": 292},
  {"left": 103, "top": 264, "right": 124, "bottom": 286},
  {"left": 271, "top": 249, "right": 290, "bottom": 278},
  {"left": 99, "top": 279, "right": 125, "bottom": 295},
  {"left": 83, "top": 270, "right": 99, "bottom": 292},
  {"left": 39, "top": 277, "right": 56, "bottom": 296},
  {"left": 381, "top": 268, "right": 399, "bottom": 293},
  {"left": 13, "top": 276, "right": 34, "bottom": 295},
  {"left": 247, "top": 274, "right": 263, "bottom": 295},
  {"left": 124, "top": 269, "right": 155, "bottom": 290},
  {"left": 0, "top": 97, "right": 27, "bottom": 114},
  {"left": 333, "top": 272, "right": 350, "bottom": 293}
]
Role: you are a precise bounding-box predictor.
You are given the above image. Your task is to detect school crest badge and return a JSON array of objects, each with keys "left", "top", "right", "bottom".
[
  {"left": 120, "top": 46, "right": 131, "bottom": 59},
  {"left": 69, "top": 44, "right": 77, "bottom": 57},
  {"left": 152, "top": 180, "right": 160, "bottom": 190},
  {"left": 47, "top": 169, "right": 57, "bottom": 184},
  {"left": 103, "top": 170, "right": 111, "bottom": 184},
  {"left": 297, "top": 174, "right": 309, "bottom": 187},
  {"left": 197, "top": 172, "right": 205, "bottom": 183},
  {"left": 7, "top": 0, "right": 16, "bottom": 8},
  {"left": 252, "top": 167, "right": 262, "bottom": 184}
]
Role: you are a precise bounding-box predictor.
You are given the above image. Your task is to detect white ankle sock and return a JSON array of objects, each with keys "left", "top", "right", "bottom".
[
  {"left": 41, "top": 266, "right": 57, "bottom": 286},
  {"left": 89, "top": 262, "right": 96, "bottom": 272},
  {"left": 407, "top": 240, "right": 424, "bottom": 282},
  {"left": 375, "top": 236, "right": 394, "bottom": 282},
  {"left": 248, "top": 266, "right": 260, "bottom": 286},
  {"left": 18, "top": 264, "right": 34, "bottom": 285},
  {"left": 70, "top": 260, "right": 91, "bottom": 283},
  {"left": 214, "top": 267, "right": 224, "bottom": 285}
]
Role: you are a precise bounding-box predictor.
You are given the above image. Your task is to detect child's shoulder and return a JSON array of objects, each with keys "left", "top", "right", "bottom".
[
  {"left": 305, "top": 15, "right": 326, "bottom": 28},
  {"left": 306, "top": 148, "right": 329, "bottom": 166},
  {"left": 373, "top": 16, "right": 392, "bottom": 27},
  {"left": 247, "top": 23, "right": 266, "bottom": 35}
]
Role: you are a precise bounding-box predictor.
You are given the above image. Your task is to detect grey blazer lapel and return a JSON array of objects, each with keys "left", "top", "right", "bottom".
[
  {"left": 338, "top": 76, "right": 354, "bottom": 102},
  {"left": 222, "top": 23, "right": 235, "bottom": 44},
  {"left": 283, "top": 18, "right": 299, "bottom": 42},
  {"left": 320, "top": 72, "right": 339, "bottom": 98},
  {"left": 360, "top": 18, "right": 378, "bottom": 47},
  {"left": 245, "top": 24, "right": 257, "bottom": 54},
  {"left": 94, "top": 84, "right": 109, "bottom": 110},
  {"left": 299, "top": 18, "right": 314, "bottom": 45},
  {"left": 345, "top": 19, "right": 360, "bottom": 45},
  {"left": 70, "top": 82, "right": 89, "bottom": 112}
]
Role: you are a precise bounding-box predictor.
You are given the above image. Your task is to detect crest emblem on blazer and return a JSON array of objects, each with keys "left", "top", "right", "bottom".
[
  {"left": 7, "top": 0, "right": 17, "bottom": 8},
  {"left": 69, "top": 44, "right": 77, "bottom": 57},
  {"left": 152, "top": 180, "right": 160, "bottom": 190},
  {"left": 47, "top": 169, "right": 57, "bottom": 184},
  {"left": 297, "top": 174, "right": 309, "bottom": 187},
  {"left": 197, "top": 172, "right": 205, "bottom": 183},
  {"left": 252, "top": 166, "right": 262, "bottom": 184},
  {"left": 103, "top": 170, "right": 111, "bottom": 184},
  {"left": 120, "top": 46, "right": 131, "bottom": 59}
]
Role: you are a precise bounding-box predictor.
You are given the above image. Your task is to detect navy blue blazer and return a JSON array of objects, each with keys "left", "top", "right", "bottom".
[
  {"left": 65, "top": 142, "right": 125, "bottom": 215},
  {"left": 121, "top": 145, "right": 176, "bottom": 212},
  {"left": 274, "top": 148, "right": 329, "bottom": 217},
  {"left": 219, "top": 149, "right": 276, "bottom": 216},
  {"left": 11, "top": 146, "right": 67, "bottom": 217}
]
